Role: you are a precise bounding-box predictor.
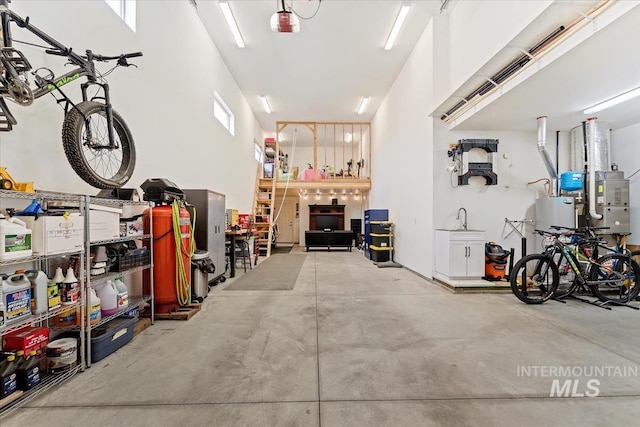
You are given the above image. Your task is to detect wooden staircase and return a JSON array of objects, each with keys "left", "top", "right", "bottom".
[{"left": 253, "top": 163, "right": 276, "bottom": 257}]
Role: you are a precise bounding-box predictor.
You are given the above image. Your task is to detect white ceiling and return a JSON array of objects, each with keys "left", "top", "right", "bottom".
[
  {"left": 195, "top": 0, "right": 441, "bottom": 135},
  {"left": 195, "top": 1, "right": 640, "bottom": 138}
]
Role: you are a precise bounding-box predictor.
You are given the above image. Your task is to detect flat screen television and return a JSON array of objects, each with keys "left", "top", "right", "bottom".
[{"left": 315, "top": 215, "right": 339, "bottom": 231}]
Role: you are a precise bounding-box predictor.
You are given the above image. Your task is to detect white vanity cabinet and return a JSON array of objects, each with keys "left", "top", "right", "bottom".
[{"left": 435, "top": 229, "right": 485, "bottom": 279}]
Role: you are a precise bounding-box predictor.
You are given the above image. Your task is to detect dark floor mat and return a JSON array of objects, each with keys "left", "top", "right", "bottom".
[
  {"left": 271, "top": 246, "right": 293, "bottom": 254},
  {"left": 224, "top": 254, "right": 306, "bottom": 290}
]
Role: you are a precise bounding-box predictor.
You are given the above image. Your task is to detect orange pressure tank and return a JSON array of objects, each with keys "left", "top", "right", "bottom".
[{"left": 143, "top": 205, "right": 191, "bottom": 313}]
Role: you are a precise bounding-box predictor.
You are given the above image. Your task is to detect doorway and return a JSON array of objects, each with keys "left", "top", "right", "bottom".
[{"left": 276, "top": 201, "right": 297, "bottom": 244}]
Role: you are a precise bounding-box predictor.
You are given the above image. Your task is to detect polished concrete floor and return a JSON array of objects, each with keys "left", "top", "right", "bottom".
[{"left": 4, "top": 248, "right": 640, "bottom": 426}]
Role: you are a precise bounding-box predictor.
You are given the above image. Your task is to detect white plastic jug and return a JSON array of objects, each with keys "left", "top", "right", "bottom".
[
  {"left": 113, "top": 277, "right": 128, "bottom": 309},
  {"left": 88, "top": 288, "right": 101, "bottom": 325},
  {"left": 25, "top": 270, "right": 48, "bottom": 314},
  {"left": 96, "top": 280, "right": 118, "bottom": 316},
  {"left": 0, "top": 215, "right": 32, "bottom": 260},
  {"left": 2, "top": 273, "right": 32, "bottom": 325}
]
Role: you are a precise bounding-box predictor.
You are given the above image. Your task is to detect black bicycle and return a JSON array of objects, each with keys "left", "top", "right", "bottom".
[
  {"left": 510, "top": 228, "right": 640, "bottom": 305},
  {"left": 0, "top": 0, "right": 141, "bottom": 188}
]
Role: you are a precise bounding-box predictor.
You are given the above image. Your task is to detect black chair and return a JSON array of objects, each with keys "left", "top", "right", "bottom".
[{"left": 235, "top": 219, "right": 253, "bottom": 272}]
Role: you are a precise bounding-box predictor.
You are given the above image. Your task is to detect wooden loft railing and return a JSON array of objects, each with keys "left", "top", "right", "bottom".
[{"left": 273, "top": 121, "right": 371, "bottom": 191}]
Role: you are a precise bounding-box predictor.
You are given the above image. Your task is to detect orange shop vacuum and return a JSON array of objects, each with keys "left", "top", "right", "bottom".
[
  {"left": 141, "top": 179, "right": 195, "bottom": 314},
  {"left": 484, "top": 242, "right": 510, "bottom": 281}
]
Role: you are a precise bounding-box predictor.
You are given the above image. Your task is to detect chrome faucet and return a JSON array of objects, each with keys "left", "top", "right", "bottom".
[{"left": 456, "top": 207, "right": 468, "bottom": 230}]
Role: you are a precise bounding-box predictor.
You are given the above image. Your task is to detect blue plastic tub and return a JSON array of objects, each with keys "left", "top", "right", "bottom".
[{"left": 560, "top": 171, "right": 583, "bottom": 191}]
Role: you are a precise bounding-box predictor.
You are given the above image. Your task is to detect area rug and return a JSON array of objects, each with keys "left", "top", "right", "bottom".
[
  {"left": 224, "top": 254, "right": 306, "bottom": 290},
  {"left": 271, "top": 245, "right": 293, "bottom": 254}
]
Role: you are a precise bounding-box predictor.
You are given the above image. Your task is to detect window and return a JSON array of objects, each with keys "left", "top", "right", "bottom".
[
  {"left": 105, "top": 0, "right": 136, "bottom": 31},
  {"left": 214, "top": 92, "right": 235, "bottom": 135},
  {"left": 254, "top": 140, "right": 263, "bottom": 163}
]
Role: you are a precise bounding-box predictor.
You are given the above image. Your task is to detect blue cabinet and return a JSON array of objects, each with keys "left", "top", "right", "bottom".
[{"left": 364, "top": 209, "right": 388, "bottom": 259}]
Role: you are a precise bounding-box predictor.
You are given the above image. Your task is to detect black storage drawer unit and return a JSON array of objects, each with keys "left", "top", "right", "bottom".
[
  {"left": 371, "top": 234, "right": 390, "bottom": 248},
  {"left": 370, "top": 246, "right": 390, "bottom": 262},
  {"left": 90, "top": 316, "right": 137, "bottom": 362}
]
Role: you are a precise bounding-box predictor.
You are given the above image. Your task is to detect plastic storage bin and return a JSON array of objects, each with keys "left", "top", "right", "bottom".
[
  {"left": 370, "top": 246, "right": 391, "bottom": 263},
  {"left": 90, "top": 316, "right": 137, "bottom": 362}
]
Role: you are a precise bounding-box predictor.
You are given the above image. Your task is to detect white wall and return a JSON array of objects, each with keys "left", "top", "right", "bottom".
[
  {"left": 447, "top": 0, "right": 552, "bottom": 96},
  {"left": 370, "top": 20, "right": 434, "bottom": 276},
  {"left": 611, "top": 123, "right": 640, "bottom": 244},
  {"left": 1, "top": 1, "right": 263, "bottom": 213},
  {"left": 433, "top": 128, "right": 570, "bottom": 259}
]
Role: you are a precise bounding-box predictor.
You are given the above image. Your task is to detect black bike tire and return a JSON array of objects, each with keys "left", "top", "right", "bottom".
[
  {"left": 62, "top": 101, "right": 136, "bottom": 189},
  {"left": 510, "top": 254, "right": 559, "bottom": 304},
  {"left": 589, "top": 253, "right": 640, "bottom": 303}
]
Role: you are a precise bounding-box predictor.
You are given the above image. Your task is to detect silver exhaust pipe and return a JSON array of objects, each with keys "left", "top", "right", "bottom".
[
  {"left": 537, "top": 116, "right": 558, "bottom": 196},
  {"left": 587, "top": 117, "right": 603, "bottom": 220}
]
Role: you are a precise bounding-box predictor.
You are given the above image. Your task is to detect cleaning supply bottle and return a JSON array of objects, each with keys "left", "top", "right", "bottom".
[
  {"left": 62, "top": 267, "right": 79, "bottom": 305},
  {"left": 96, "top": 280, "right": 119, "bottom": 316},
  {"left": 25, "top": 270, "right": 48, "bottom": 314},
  {"left": 113, "top": 277, "right": 129, "bottom": 309},
  {"left": 88, "top": 287, "right": 102, "bottom": 325},
  {"left": 17, "top": 350, "right": 40, "bottom": 390},
  {"left": 3, "top": 273, "right": 31, "bottom": 325},
  {"left": 0, "top": 354, "right": 18, "bottom": 398},
  {"left": 51, "top": 266, "right": 65, "bottom": 309},
  {"left": 0, "top": 215, "right": 32, "bottom": 260}
]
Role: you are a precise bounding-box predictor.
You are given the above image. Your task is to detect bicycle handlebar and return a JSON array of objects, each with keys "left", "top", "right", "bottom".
[
  {"left": 93, "top": 52, "right": 143, "bottom": 62},
  {"left": 44, "top": 48, "right": 143, "bottom": 65}
]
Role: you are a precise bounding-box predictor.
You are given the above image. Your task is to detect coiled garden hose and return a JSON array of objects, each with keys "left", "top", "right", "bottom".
[{"left": 172, "top": 200, "right": 195, "bottom": 306}]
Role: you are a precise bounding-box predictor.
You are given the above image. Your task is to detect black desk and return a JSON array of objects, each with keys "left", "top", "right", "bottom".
[{"left": 305, "top": 230, "right": 353, "bottom": 252}]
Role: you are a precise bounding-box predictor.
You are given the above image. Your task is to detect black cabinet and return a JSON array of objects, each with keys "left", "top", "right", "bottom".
[{"left": 305, "top": 231, "right": 353, "bottom": 251}]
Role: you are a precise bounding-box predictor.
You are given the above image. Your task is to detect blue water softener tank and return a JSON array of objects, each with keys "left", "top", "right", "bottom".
[{"left": 560, "top": 171, "right": 584, "bottom": 191}]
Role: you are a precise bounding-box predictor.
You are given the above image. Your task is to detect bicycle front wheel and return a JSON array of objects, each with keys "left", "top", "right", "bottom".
[
  {"left": 510, "top": 254, "right": 559, "bottom": 304},
  {"left": 62, "top": 101, "right": 136, "bottom": 189},
  {"left": 589, "top": 253, "right": 640, "bottom": 304}
]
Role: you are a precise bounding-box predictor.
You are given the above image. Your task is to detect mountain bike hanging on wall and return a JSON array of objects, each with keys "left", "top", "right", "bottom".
[{"left": 0, "top": 0, "right": 141, "bottom": 189}]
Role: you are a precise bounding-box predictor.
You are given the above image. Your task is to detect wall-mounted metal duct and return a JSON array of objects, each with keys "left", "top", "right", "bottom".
[
  {"left": 536, "top": 116, "right": 558, "bottom": 197},
  {"left": 440, "top": 26, "right": 565, "bottom": 121}
]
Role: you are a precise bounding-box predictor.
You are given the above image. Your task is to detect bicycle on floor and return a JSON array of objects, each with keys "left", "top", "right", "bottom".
[
  {"left": 510, "top": 228, "right": 640, "bottom": 306},
  {"left": 0, "top": 0, "right": 141, "bottom": 189}
]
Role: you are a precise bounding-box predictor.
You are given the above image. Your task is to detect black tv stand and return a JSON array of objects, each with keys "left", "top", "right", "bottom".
[{"left": 305, "top": 230, "right": 353, "bottom": 252}]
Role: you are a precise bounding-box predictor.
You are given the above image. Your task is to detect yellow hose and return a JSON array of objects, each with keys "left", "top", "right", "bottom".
[{"left": 172, "top": 200, "right": 195, "bottom": 306}]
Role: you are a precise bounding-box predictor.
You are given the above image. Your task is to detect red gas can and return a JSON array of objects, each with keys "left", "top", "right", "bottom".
[{"left": 143, "top": 205, "right": 192, "bottom": 313}]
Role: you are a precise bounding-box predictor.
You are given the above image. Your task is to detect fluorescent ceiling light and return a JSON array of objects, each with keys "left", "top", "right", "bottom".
[
  {"left": 384, "top": 4, "right": 411, "bottom": 50},
  {"left": 583, "top": 87, "right": 640, "bottom": 114},
  {"left": 260, "top": 95, "right": 272, "bottom": 114},
  {"left": 219, "top": 1, "right": 245, "bottom": 48},
  {"left": 357, "top": 97, "right": 369, "bottom": 115}
]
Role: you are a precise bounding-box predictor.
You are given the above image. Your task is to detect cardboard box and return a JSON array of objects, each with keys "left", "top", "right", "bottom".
[
  {"left": 119, "top": 219, "right": 144, "bottom": 237},
  {"left": 89, "top": 204, "right": 122, "bottom": 242},
  {"left": 22, "top": 213, "right": 84, "bottom": 255},
  {"left": 2, "top": 327, "right": 49, "bottom": 354}
]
